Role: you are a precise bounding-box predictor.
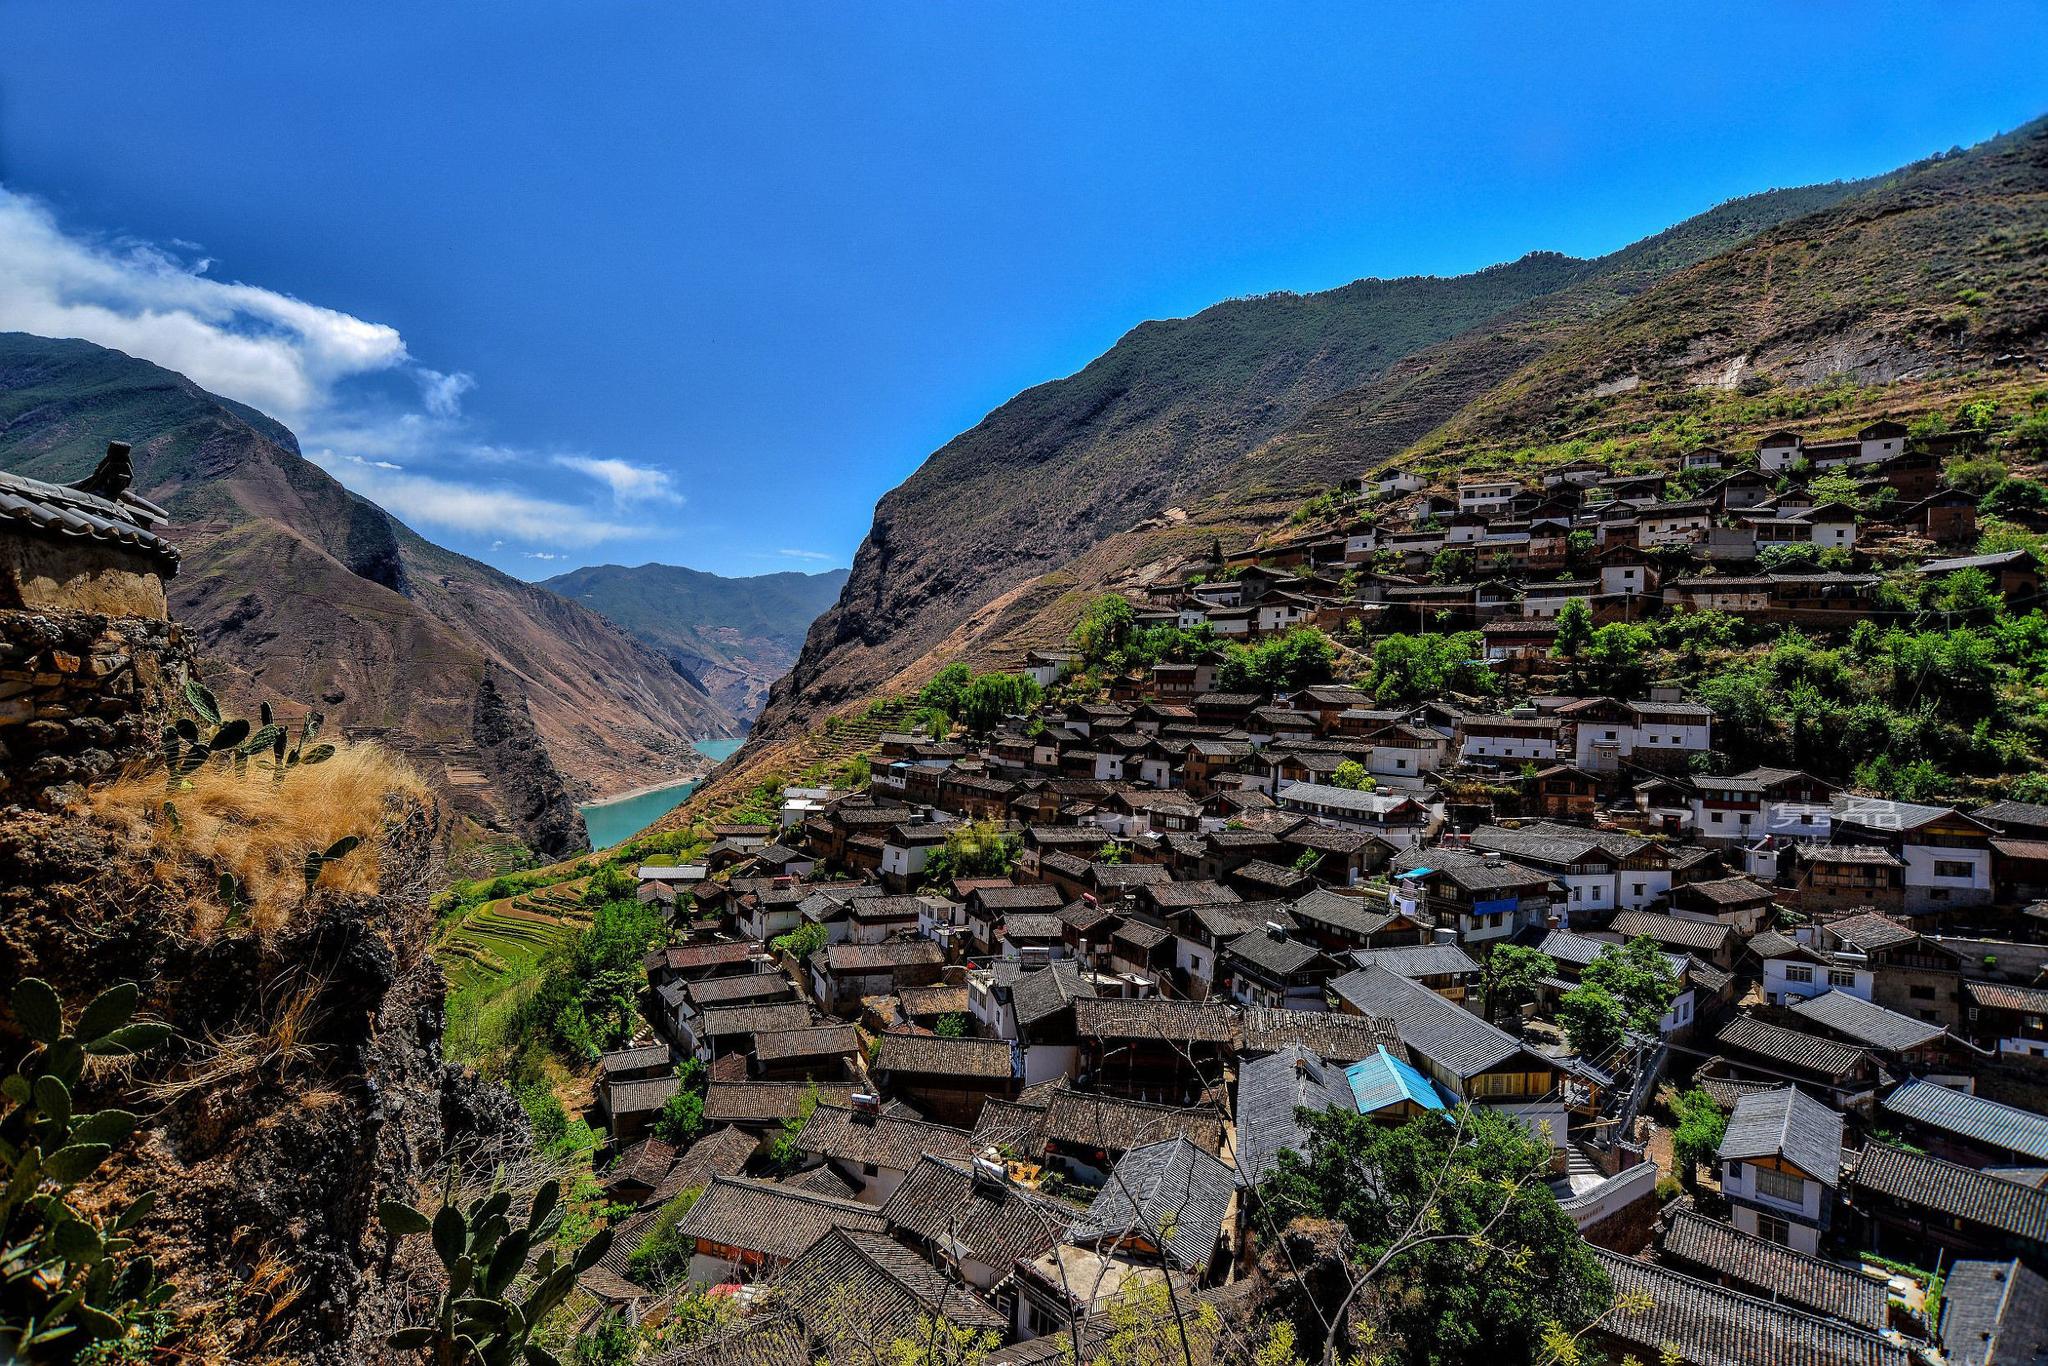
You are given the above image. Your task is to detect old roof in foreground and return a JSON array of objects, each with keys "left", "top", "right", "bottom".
[
  {"left": 1658, "top": 1208, "right": 1889, "bottom": 1330},
  {"left": 1591, "top": 1247, "right": 1912, "bottom": 1366}
]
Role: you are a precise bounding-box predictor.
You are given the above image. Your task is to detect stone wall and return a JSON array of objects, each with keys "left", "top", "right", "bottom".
[
  {"left": 0, "top": 536, "right": 168, "bottom": 619},
  {"left": 0, "top": 607, "right": 190, "bottom": 808}
]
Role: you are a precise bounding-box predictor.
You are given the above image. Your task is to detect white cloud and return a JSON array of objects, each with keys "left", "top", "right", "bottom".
[
  {"left": 0, "top": 185, "right": 411, "bottom": 420},
  {"left": 308, "top": 451, "right": 637, "bottom": 547},
  {"left": 523, "top": 551, "right": 565, "bottom": 561},
  {"left": 777, "top": 547, "right": 834, "bottom": 562},
  {"left": 554, "top": 454, "right": 684, "bottom": 505},
  {"left": 418, "top": 368, "right": 475, "bottom": 417}
]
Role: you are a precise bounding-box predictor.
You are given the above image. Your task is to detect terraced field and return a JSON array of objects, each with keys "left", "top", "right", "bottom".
[{"left": 436, "top": 883, "right": 592, "bottom": 992}]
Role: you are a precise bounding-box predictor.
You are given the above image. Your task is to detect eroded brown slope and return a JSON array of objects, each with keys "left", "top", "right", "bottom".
[{"left": 0, "top": 334, "right": 734, "bottom": 857}]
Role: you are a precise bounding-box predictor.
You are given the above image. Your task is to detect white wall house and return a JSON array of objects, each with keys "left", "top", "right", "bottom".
[{"left": 1457, "top": 478, "right": 1519, "bottom": 513}]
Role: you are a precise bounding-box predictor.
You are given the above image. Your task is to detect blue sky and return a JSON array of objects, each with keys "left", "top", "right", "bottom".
[{"left": 2, "top": 3, "right": 2045, "bottom": 579}]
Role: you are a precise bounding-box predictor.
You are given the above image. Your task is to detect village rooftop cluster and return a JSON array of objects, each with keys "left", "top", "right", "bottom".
[{"left": 582, "top": 420, "right": 2048, "bottom": 1366}]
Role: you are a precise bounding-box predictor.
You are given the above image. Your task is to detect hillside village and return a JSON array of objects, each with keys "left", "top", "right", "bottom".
[{"left": 554, "top": 413, "right": 2048, "bottom": 1365}]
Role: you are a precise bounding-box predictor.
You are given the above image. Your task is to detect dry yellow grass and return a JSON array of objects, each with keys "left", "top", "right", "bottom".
[{"left": 90, "top": 741, "right": 428, "bottom": 935}]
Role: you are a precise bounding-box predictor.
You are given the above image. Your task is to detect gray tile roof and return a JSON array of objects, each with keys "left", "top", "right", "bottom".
[
  {"left": 0, "top": 463, "right": 180, "bottom": 570},
  {"left": 1067, "top": 1136, "right": 1237, "bottom": 1271},
  {"left": 1940, "top": 1258, "right": 2048, "bottom": 1366},
  {"left": 1329, "top": 963, "right": 1523, "bottom": 1080},
  {"left": 1236, "top": 1044, "right": 1351, "bottom": 1187},
  {"left": 1719, "top": 1086, "right": 1843, "bottom": 1187},
  {"left": 795, "top": 1103, "right": 976, "bottom": 1173},
  {"left": 880, "top": 1155, "right": 1069, "bottom": 1276},
  {"left": 1715, "top": 1016, "right": 1871, "bottom": 1082},
  {"left": 1790, "top": 990, "right": 1946, "bottom": 1053},
  {"left": 1236, "top": 1005, "right": 1406, "bottom": 1064},
  {"left": 1658, "top": 1208, "right": 1888, "bottom": 1330},
  {"left": 1882, "top": 1080, "right": 2048, "bottom": 1164},
  {"left": 703, "top": 1081, "right": 856, "bottom": 1126},
  {"left": 674, "top": 1175, "right": 888, "bottom": 1264},
  {"left": 1852, "top": 1142, "right": 2048, "bottom": 1244},
  {"left": 1351, "top": 942, "right": 1481, "bottom": 979},
  {"left": 1592, "top": 1247, "right": 1912, "bottom": 1366},
  {"left": 1223, "top": 927, "right": 1333, "bottom": 977},
  {"left": 768, "top": 1226, "right": 1007, "bottom": 1349},
  {"left": 1073, "top": 996, "right": 1235, "bottom": 1044},
  {"left": 1609, "top": 909, "right": 1736, "bottom": 952},
  {"left": 874, "top": 1032, "right": 1017, "bottom": 1080},
  {"left": 1008, "top": 958, "right": 1099, "bottom": 1029},
  {"left": 697, "top": 1002, "right": 817, "bottom": 1039}
]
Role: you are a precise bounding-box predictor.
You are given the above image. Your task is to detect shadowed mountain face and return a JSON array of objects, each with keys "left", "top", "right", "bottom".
[
  {"left": 736, "top": 118, "right": 2048, "bottom": 793},
  {"left": 0, "top": 332, "right": 738, "bottom": 858},
  {"left": 542, "top": 561, "right": 848, "bottom": 724}
]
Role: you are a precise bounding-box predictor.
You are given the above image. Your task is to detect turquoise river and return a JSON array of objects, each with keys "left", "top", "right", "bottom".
[{"left": 578, "top": 737, "right": 746, "bottom": 849}]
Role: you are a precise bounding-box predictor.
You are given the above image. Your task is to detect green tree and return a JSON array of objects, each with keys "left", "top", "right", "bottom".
[
  {"left": 1069, "top": 594, "right": 1136, "bottom": 666},
  {"left": 773, "top": 920, "right": 830, "bottom": 961},
  {"left": 917, "top": 662, "right": 972, "bottom": 718},
  {"left": 1583, "top": 623, "right": 1654, "bottom": 696},
  {"left": 1981, "top": 477, "right": 2048, "bottom": 521},
  {"left": 955, "top": 671, "right": 1042, "bottom": 733},
  {"left": 932, "top": 1013, "right": 969, "bottom": 1039},
  {"left": 1551, "top": 598, "right": 1593, "bottom": 659},
  {"left": 1216, "top": 629, "right": 1336, "bottom": 694},
  {"left": 1558, "top": 984, "right": 1626, "bottom": 1060},
  {"left": 1480, "top": 944, "right": 1556, "bottom": 1025},
  {"left": 1330, "top": 760, "right": 1374, "bottom": 791},
  {"left": 1669, "top": 1089, "right": 1728, "bottom": 1190},
  {"left": 1363, "top": 631, "right": 1495, "bottom": 705},
  {"left": 764, "top": 1083, "right": 821, "bottom": 1175},
  {"left": 1263, "top": 1107, "right": 1610, "bottom": 1365},
  {"left": 1581, "top": 937, "right": 1680, "bottom": 1033},
  {"left": 625, "top": 1184, "right": 706, "bottom": 1287},
  {"left": 919, "top": 821, "right": 1018, "bottom": 888}
]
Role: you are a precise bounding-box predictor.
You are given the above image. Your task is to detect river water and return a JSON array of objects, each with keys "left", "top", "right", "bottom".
[{"left": 578, "top": 737, "right": 746, "bottom": 849}]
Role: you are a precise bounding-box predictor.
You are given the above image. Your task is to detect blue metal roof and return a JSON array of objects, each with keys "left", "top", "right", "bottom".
[{"left": 1343, "top": 1046, "right": 1453, "bottom": 1116}]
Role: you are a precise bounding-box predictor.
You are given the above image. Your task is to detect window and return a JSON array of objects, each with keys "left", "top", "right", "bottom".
[
  {"left": 1933, "top": 860, "right": 1974, "bottom": 880},
  {"left": 1828, "top": 970, "right": 1858, "bottom": 989},
  {"left": 1754, "top": 1168, "right": 1807, "bottom": 1205},
  {"left": 1910, "top": 985, "right": 1936, "bottom": 1001},
  {"left": 1755, "top": 1213, "right": 1792, "bottom": 1247},
  {"left": 1785, "top": 965, "right": 1814, "bottom": 984}
]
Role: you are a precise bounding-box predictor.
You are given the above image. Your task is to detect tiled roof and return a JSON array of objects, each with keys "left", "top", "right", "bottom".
[
  {"left": 605, "top": 1074, "right": 682, "bottom": 1116},
  {"left": 1008, "top": 959, "right": 1098, "bottom": 1029},
  {"left": 1235, "top": 1045, "right": 1349, "bottom": 1188},
  {"left": 881, "top": 1155, "right": 1068, "bottom": 1272},
  {"left": 0, "top": 463, "right": 180, "bottom": 570},
  {"left": 1592, "top": 1248, "right": 1911, "bottom": 1366},
  {"left": 1285, "top": 887, "right": 1398, "bottom": 938},
  {"left": 1790, "top": 990, "right": 1946, "bottom": 1053},
  {"left": 1822, "top": 912, "right": 1918, "bottom": 951},
  {"left": 1224, "top": 927, "right": 1331, "bottom": 977},
  {"left": 1939, "top": 1258, "right": 2048, "bottom": 1366},
  {"left": 648, "top": 1126, "right": 759, "bottom": 1207},
  {"left": 969, "top": 1086, "right": 1228, "bottom": 1160},
  {"left": 1715, "top": 1016, "right": 1870, "bottom": 1082},
  {"left": 1966, "top": 980, "right": 2048, "bottom": 1015},
  {"left": 752, "top": 1025, "right": 860, "bottom": 1064},
  {"left": 1330, "top": 964, "right": 1524, "bottom": 1079},
  {"left": 1608, "top": 910, "right": 1735, "bottom": 952},
  {"left": 1073, "top": 996, "right": 1235, "bottom": 1044},
  {"left": 674, "top": 1175, "right": 887, "bottom": 1264},
  {"left": 1067, "top": 1136, "right": 1237, "bottom": 1271},
  {"left": 697, "top": 1002, "right": 816, "bottom": 1039},
  {"left": 874, "top": 1032, "right": 1016, "bottom": 1080},
  {"left": 821, "top": 940, "right": 947, "bottom": 971},
  {"left": 1852, "top": 1142, "right": 2048, "bottom": 1244},
  {"left": 1352, "top": 943, "right": 1481, "bottom": 979},
  {"left": 686, "top": 973, "right": 797, "bottom": 1008},
  {"left": 1236, "top": 1005, "right": 1406, "bottom": 1064},
  {"left": 1658, "top": 1208, "right": 1888, "bottom": 1330},
  {"left": 600, "top": 1043, "right": 672, "bottom": 1076},
  {"left": 795, "top": 1103, "right": 976, "bottom": 1173},
  {"left": 771, "top": 1227, "right": 1006, "bottom": 1349},
  {"left": 703, "top": 1082, "right": 856, "bottom": 1126},
  {"left": 1720, "top": 1087, "right": 1843, "bottom": 1187},
  {"left": 1881, "top": 1081, "right": 2048, "bottom": 1164}
]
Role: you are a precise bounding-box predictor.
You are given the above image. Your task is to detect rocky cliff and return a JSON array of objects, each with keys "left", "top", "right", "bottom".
[{"left": 0, "top": 634, "right": 523, "bottom": 1363}]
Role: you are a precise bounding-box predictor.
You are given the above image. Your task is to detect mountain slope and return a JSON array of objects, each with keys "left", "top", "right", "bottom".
[
  {"left": 542, "top": 562, "right": 848, "bottom": 722},
  {"left": 750, "top": 173, "right": 1882, "bottom": 746},
  {"left": 0, "top": 333, "right": 738, "bottom": 858}
]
